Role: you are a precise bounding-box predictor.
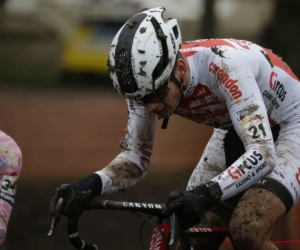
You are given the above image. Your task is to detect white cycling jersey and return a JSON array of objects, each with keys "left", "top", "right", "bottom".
[{"left": 96, "top": 39, "right": 300, "bottom": 205}]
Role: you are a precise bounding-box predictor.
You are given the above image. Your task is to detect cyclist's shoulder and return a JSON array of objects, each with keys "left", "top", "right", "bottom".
[
  {"left": 181, "top": 38, "right": 245, "bottom": 52},
  {"left": 180, "top": 38, "right": 263, "bottom": 58},
  {"left": 180, "top": 38, "right": 258, "bottom": 68}
]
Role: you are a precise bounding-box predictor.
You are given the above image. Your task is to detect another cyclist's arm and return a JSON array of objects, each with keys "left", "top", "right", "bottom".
[
  {"left": 209, "top": 48, "right": 275, "bottom": 200},
  {"left": 0, "top": 137, "right": 22, "bottom": 246},
  {"left": 94, "top": 98, "right": 155, "bottom": 194}
]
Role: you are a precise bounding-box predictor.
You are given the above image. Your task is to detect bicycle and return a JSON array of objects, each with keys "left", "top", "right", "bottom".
[{"left": 47, "top": 197, "right": 230, "bottom": 250}]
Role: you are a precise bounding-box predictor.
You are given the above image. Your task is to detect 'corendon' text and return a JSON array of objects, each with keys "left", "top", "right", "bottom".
[{"left": 209, "top": 62, "right": 242, "bottom": 100}]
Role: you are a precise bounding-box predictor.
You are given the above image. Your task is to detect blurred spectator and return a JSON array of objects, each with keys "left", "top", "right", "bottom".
[{"left": 259, "top": 0, "right": 300, "bottom": 77}]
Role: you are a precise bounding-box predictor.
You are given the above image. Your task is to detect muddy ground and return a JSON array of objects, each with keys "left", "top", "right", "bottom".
[{"left": 4, "top": 172, "right": 297, "bottom": 250}]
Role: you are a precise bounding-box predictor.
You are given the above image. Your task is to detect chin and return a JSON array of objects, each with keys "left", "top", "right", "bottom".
[
  {"left": 163, "top": 112, "right": 174, "bottom": 119},
  {"left": 156, "top": 113, "right": 171, "bottom": 119}
]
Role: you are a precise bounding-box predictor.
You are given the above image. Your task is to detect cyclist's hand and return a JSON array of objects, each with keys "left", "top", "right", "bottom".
[
  {"left": 49, "top": 174, "right": 102, "bottom": 217},
  {"left": 162, "top": 189, "right": 208, "bottom": 230},
  {"left": 162, "top": 182, "right": 222, "bottom": 230}
]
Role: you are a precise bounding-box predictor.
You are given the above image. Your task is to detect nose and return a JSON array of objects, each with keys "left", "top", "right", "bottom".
[{"left": 145, "top": 102, "right": 164, "bottom": 113}]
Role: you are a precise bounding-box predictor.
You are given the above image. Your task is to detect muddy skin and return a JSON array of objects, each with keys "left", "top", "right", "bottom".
[
  {"left": 177, "top": 187, "right": 285, "bottom": 250},
  {"left": 230, "top": 188, "right": 285, "bottom": 250},
  {"left": 211, "top": 46, "right": 225, "bottom": 58}
]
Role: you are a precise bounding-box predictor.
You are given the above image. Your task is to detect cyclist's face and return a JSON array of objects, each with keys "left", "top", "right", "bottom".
[
  {"left": 142, "top": 58, "right": 190, "bottom": 119},
  {"left": 142, "top": 80, "right": 182, "bottom": 119}
]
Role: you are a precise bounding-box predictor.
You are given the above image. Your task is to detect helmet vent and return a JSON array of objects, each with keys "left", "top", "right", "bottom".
[
  {"left": 115, "top": 47, "right": 136, "bottom": 91},
  {"left": 151, "top": 17, "right": 169, "bottom": 84},
  {"left": 172, "top": 25, "right": 179, "bottom": 39}
]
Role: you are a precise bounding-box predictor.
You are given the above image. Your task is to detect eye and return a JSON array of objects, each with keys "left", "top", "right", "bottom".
[
  {"left": 141, "top": 94, "right": 157, "bottom": 105},
  {"left": 142, "top": 80, "right": 169, "bottom": 104},
  {"left": 155, "top": 85, "right": 169, "bottom": 99},
  {"left": 155, "top": 81, "right": 170, "bottom": 99}
]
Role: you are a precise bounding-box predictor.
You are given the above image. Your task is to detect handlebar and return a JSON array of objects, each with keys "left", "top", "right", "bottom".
[{"left": 48, "top": 199, "right": 176, "bottom": 250}]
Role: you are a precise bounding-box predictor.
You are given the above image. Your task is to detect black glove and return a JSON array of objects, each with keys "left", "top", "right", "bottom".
[
  {"left": 49, "top": 173, "right": 102, "bottom": 217},
  {"left": 162, "top": 182, "right": 222, "bottom": 230}
]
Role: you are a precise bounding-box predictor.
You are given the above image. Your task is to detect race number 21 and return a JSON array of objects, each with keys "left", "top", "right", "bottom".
[{"left": 248, "top": 123, "right": 267, "bottom": 139}]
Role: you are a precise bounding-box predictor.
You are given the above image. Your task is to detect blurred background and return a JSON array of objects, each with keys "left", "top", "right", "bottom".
[{"left": 0, "top": 0, "right": 300, "bottom": 249}]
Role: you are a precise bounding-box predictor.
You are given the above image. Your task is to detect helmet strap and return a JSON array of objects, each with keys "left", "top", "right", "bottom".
[{"left": 161, "top": 75, "right": 186, "bottom": 130}]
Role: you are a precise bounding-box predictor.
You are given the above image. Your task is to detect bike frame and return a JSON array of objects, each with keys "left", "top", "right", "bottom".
[{"left": 48, "top": 198, "right": 230, "bottom": 250}]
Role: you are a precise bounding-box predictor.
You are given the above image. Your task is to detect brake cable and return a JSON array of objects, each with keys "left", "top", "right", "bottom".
[{"left": 131, "top": 212, "right": 170, "bottom": 250}]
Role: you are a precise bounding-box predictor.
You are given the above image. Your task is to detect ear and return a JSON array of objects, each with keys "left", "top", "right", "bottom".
[{"left": 175, "top": 58, "right": 187, "bottom": 79}]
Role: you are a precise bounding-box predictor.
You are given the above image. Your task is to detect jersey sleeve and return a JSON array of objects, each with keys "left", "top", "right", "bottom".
[
  {"left": 186, "top": 128, "right": 227, "bottom": 190},
  {"left": 208, "top": 48, "right": 276, "bottom": 200},
  {"left": 95, "top": 98, "right": 155, "bottom": 194}
]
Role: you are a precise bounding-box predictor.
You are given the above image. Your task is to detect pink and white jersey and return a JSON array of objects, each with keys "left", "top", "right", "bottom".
[
  {"left": 96, "top": 39, "right": 300, "bottom": 204},
  {"left": 0, "top": 131, "right": 22, "bottom": 245}
]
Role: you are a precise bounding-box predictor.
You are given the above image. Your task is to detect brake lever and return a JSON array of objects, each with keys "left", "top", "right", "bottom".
[{"left": 47, "top": 197, "right": 64, "bottom": 236}]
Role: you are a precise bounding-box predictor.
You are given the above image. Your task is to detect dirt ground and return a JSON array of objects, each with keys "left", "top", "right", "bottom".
[{"left": 5, "top": 172, "right": 298, "bottom": 250}]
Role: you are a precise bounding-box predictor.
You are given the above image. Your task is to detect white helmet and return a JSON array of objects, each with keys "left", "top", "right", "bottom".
[{"left": 108, "top": 7, "right": 182, "bottom": 99}]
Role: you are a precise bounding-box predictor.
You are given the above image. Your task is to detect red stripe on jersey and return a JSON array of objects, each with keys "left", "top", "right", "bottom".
[
  {"left": 261, "top": 47, "right": 299, "bottom": 81},
  {"left": 180, "top": 39, "right": 236, "bottom": 57},
  {"left": 181, "top": 39, "right": 236, "bottom": 49},
  {"left": 181, "top": 50, "right": 197, "bottom": 57}
]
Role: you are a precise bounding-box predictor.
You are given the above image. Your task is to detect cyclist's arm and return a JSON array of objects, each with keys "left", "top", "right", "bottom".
[
  {"left": 0, "top": 174, "right": 19, "bottom": 245},
  {"left": 0, "top": 138, "right": 22, "bottom": 246},
  {"left": 95, "top": 99, "right": 155, "bottom": 194},
  {"left": 187, "top": 128, "right": 227, "bottom": 190},
  {"left": 208, "top": 48, "right": 275, "bottom": 200}
]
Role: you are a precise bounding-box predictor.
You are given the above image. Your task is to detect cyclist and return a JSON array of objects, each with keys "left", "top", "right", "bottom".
[
  {"left": 0, "top": 131, "right": 22, "bottom": 248},
  {"left": 49, "top": 7, "right": 300, "bottom": 250}
]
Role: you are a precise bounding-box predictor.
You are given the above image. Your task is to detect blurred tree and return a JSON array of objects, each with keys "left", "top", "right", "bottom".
[
  {"left": 202, "top": 0, "right": 216, "bottom": 38},
  {"left": 0, "top": 0, "right": 7, "bottom": 8},
  {"left": 259, "top": 0, "right": 300, "bottom": 77}
]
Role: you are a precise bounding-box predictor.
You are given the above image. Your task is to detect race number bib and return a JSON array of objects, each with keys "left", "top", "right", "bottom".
[{"left": 0, "top": 175, "right": 18, "bottom": 205}]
